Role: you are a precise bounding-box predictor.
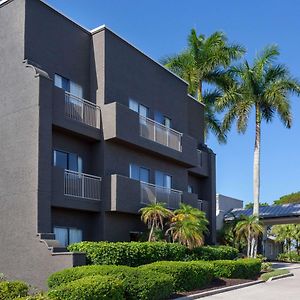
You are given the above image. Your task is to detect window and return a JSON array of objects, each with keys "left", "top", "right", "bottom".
[
  {"left": 54, "top": 74, "right": 83, "bottom": 98},
  {"left": 129, "top": 164, "right": 150, "bottom": 183},
  {"left": 129, "top": 99, "right": 149, "bottom": 118},
  {"left": 53, "top": 150, "right": 83, "bottom": 172},
  {"left": 188, "top": 185, "right": 193, "bottom": 193},
  {"left": 155, "top": 171, "right": 172, "bottom": 189},
  {"left": 54, "top": 226, "right": 82, "bottom": 247},
  {"left": 154, "top": 111, "right": 172, "bottom": 128}
]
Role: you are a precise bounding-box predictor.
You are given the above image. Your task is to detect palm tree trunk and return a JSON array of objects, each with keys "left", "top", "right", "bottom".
[
  {"left": 247, "top": 227, "right": 251, "bottom": 257},
  {"left": 197, "top": 81, "right": 203, "bottom": 103},
  {"left": 253, "top": 105, "right": 261, "bottom": 258},
  {"left": 148, "top": 223, "right": 155, "bottom": 242},
  {"left": 253, "top": 105, "right": 261, "bottom": 217}
]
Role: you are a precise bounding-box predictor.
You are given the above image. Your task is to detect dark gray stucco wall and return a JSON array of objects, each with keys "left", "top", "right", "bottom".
[
  {"left": 0, "top": 0, "right": 85, "bottom": 289},
  {"left": 24, "top": 0, "right": 91, "bottom": 99}
]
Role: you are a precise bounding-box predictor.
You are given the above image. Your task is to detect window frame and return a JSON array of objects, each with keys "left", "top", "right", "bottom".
[
  {"left": 53, "top": 226, "right": 83, "bottom": 247},
  {"left": 53, "top": 149, "right": 83, "bottom": 173},
  {"left": 129, "top": 164, "right": 150, "bottom": 183},
  {"left": 155, "top": 170, "right": 173, "bottom": 189}
]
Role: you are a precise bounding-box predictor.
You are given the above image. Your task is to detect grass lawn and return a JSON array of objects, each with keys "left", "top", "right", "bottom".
[{"left": 260, "top": 269, "right": 290, "bottom": 281}]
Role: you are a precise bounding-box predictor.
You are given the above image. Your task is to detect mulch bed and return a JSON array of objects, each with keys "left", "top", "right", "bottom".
[{"left": 170, "top": 278, "right": 256, "bottom": 298}]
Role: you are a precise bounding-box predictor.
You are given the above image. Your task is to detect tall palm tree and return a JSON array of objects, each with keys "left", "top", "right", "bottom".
[
  {"left": 219, "top": 45, "right": 300, "bottom": 218},
  {"left": 235, "top": 215, "right": 264, "bottom": 258},
  {"left": 139, "top": 203, "right": 173, "bottom": 242},
  {"left": 167, "top": 203, "right": 209, "bottom": 248},
  {"left": 163, "top": 29, "right": 245, "bottom": 143}
]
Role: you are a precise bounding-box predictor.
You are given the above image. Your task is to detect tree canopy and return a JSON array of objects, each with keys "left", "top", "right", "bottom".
[{"left": 274, "top": 191, "right": 300, "bottom": 205}]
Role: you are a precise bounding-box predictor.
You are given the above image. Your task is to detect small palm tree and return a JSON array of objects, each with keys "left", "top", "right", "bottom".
[
  {"left": 163, "top": 29, "right": 245, "bottom": 143},
  {"left": 167, "top": 203, "right": 209, "bottom": 249},
  {"left": 139, "top": 203, "right": 173, "bottom": 242},
  {"left": 272, "top": 224, "right": 296, "bottom": 254},
  {"left": 235, "top": 215, "right": 264, "bottom": 258}
]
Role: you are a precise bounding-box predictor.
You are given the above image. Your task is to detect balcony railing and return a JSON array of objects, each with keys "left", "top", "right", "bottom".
[
  {"left": 64, "top": 170, "right": 101, "bottom": 200},
  {"left": 140, "top": 182, "right": 182, "bottom": 209},
  {"left": 198, "top": 199, "right": 209, "bottom": 213},
  {"left": 65, "top": 92, "right": 101, "bottom": 129},
  {"left": 198, "top": 199, "right": 203, "bottom": 210},
  {"left": 139, "top": 116, "right": 182, "bottom": 152}
]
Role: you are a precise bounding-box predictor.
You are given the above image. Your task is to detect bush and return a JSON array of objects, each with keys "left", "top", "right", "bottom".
[
  {"left": 139, "top": 261, "right": 214, "bottom": 292},
  {"left": 261, "top": 262, "right": 273, "bottom": 272},
  {"left": 47, "top": 275, "right": 124, "bottom": 300},
  {"left": 212, "top": 259, "right": 262, "bottom": 279},
  {"left": 189, "top": 246, "right": 239, "bottom": 261},
  {"left": 18, "top": 295, "right": 50, "bottom": 300},
  {"left": 68, "top": 242, "right": 188, "bottom": 266},
  {"left": 0, "top": 280, "right": 29, "bottom": 300},
  {"left": 278, "top": 252, "right": 300, "bottom": 262},
  {"left": 48, "top": 265, "right": 133, "bottom": 289},
  {"left": 68, "top": 242, "right": 239, "bottom": 266},
  {"left": 48, "top": 265, "right": 174, "bottom": 300}
]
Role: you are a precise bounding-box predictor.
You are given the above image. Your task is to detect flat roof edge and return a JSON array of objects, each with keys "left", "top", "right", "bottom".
[
  {"left": 0, "top": 0, "right": 13, "bottom": 7},
  {"left": 2, "top": 0, "right": 189, "bottom": 87}
]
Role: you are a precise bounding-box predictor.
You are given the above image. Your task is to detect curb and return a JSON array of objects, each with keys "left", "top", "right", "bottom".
[
  {"left": 175, "top": 280, "right": 264, "bottom": 299},
  {"left": 267, "top": 272, "right": 294, "bottom": 281}
]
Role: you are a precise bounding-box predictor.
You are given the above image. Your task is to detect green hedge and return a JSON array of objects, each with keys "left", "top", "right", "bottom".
[
  {"left": 139, "top": 261, "right": 214, "bottom": 292},
  {"left": 68, "top": 242, "right": 238, "bottom": 266},
  {"left": 68, "top": 242, "right": 187, "bottom": 266},
  {"left": 48, "top": 275, "right": 124, "bottom": 300},
  {"left": 48, "top": 265, "right": 174, "bottom": 300},
  {"left": 0, "top": 280, "right": 29, "bottom": 300},
  {"left": 212, "top": 259, "right": 262, "bottom": 279},
  {"left": 190, "top": 246, "right": 239, "bottom": 261},
  {"left": 48, "top": 265, "right": 133, "bottom": 289}
]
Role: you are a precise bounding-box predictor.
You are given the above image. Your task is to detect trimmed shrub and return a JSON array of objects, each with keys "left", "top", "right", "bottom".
[
  {"left": 68, "top": 241, "right": 187, "bottom": 266},
  {"left": 18, "top": 295, "right": 50, "bottom": 300},
  {"left": 139, "top": 261, "right": 214, "bottom": 292},
  {"left": 48, "top": 265, "right": 133, "bottom": 289},
  {"left": 0, "top": 280, "right": 29, "bottom": 300},
  {"left": 212, "top": 259, "right": 262, "bottom": 279},
  {"left": 122, "top": 269, "right": 173, "bottom": 300},
  {"left": 189, "top": 246, "right": 239, "bottom": 261},
  {"left": 48, "top": 265, "right": 174, "bottom": 300},
  {"left": 47, "top": 275, "right": 124, "bottom": 300}
]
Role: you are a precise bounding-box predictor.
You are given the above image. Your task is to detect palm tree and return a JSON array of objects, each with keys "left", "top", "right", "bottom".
[
  {"left": 163, "top": 29, "right": 245, "bottom": 143},
  {"left": 235, "top": 215, "right": 264, "bottom": 258},
  {"left": 139, "top": 203, "right": 173, "bottom": 242},
  {"left": 272, "top": 224, "right": 297, "bottom": 254},
  {"left": 166, "top": 203, "right": 209, "bottom": 249},
  {"left": 219, "top": 45, "right": 300, "bottom": 220}
]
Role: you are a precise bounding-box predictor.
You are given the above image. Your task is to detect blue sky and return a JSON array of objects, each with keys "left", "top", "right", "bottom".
[{"left": 45, "top": 0, "right": 300, "bottom": 205}]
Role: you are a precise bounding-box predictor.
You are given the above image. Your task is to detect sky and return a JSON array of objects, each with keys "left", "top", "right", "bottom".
[{"left": 45, "top": 0, "right": 300, "bottom": 206}]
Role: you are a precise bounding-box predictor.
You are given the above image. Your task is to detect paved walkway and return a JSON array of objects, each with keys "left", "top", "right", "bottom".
[{"left": 197, "top": 263, "right": 300, "bottom": 300}]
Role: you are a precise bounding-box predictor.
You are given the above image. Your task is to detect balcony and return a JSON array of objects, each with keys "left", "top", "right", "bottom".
[
  {"left": 189, "top": 149, "right": 210, "bottom": 176},
  {"left": 52, "top": 167, "right": 102, "bottom": 212},
  {"left": 139, "top": 116, "right": 182, "bottom": 152},
  {"left": 140, "top": 182, "right": 182, "bottom": 209},
  {"left": 102, "top": 102, "right": 198, "bottom": 166},
  {"left": 52, "top": 89, "right": 101, "bottom": 140},
  {"left": 64, "top": 92, "right": 101, "bottom": 129},
  {"left": 64, "top": 170, "right": 102, "bottom": 200},
  {"left": 106, "top": 174, "right": 182, "bottom": 213}
]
